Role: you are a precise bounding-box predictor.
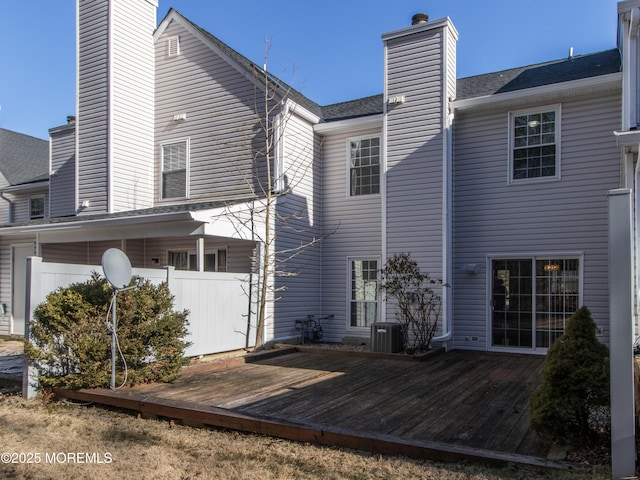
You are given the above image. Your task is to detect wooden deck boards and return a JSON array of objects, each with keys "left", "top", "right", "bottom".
[{"left": 54, "top": 348, "right": 557, "bottom": 467}]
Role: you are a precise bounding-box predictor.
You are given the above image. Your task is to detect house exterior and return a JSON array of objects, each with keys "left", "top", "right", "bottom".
[{"left": 2, "top": 0, "right": 638, "bottom": 357}]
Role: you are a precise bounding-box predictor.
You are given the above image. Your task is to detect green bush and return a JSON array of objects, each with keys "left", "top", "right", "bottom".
[
  {"left": 25, "top": 272, "right": 191, "bottom": 390},
  {"left": 529, "top": 306, "right": 610, "bottom": 445}
]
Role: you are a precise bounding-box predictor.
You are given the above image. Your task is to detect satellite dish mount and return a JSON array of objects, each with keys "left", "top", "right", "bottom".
[{"left": 101, "top": 248, "right": 140, "bottom": 390}]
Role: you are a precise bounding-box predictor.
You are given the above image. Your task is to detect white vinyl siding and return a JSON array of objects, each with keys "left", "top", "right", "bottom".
[
  {"left": 110, "top": 0, "right": 156, "bottom": 212},
  {"left": 77, "top": 0, "right": 155, "bottom": 214},
  {"left": 270, "top": 112, "right": 322, "bottom": 341}
]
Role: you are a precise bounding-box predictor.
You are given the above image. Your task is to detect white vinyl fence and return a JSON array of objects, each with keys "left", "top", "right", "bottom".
[{"left": 25, "top": 257, "right": 254, "bottom": 357}]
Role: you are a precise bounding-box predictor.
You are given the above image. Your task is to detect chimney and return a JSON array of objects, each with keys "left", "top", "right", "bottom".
[{"left": 412, "top": 13, "right": 429, "bottom": 25}]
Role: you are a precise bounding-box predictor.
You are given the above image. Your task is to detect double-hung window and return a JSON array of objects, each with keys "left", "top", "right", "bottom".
[
  {"left": 510, "top": 105, "right": 560, "bottom": 182},
  {"left": 29, "top": 196, "right": 45, "bottom": 220},
  {"left": 349, "top": 136, "right": 380, "bottom": 196},
  {"left": 349, "top": 258, "right": 379, "bottom": 327},
  {"left": 161, "top": 140, "right": 188, "bottom": 199}
]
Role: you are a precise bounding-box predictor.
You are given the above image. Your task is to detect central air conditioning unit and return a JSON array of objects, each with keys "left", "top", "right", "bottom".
[{"left": 370, "top": 323, "right": 403, "bottom": 353}]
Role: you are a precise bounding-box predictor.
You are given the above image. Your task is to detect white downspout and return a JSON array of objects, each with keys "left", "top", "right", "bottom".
[
  {"left": 431, "top": 108, "right": 454, "bottom": 344},
  {"left": 432, "top": 26, "right": 454, "bottom": 345}
]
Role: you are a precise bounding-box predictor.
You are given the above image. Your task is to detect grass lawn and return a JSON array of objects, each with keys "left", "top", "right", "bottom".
[{"left": 0, "top": 392, "right": 610, "bottom": 480}]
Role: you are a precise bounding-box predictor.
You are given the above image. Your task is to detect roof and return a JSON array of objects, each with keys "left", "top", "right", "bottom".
[
  {"left": 321, "top": 95, "right": 384, "bottom": 122},
  {"left": 317, "top": 49, "right": 621, "bottom": 121},
  {"left": 455, "top": 48, "right": 621, "bottom": 101},
  {"left": 0, "top": 128, "right": 49, "bottom": 186},
  {"left": 160, "top": 11, "right": 620, "bottom": 124},
  {"left": 162, "top": 9, "right": 323, "bottom": 119}
]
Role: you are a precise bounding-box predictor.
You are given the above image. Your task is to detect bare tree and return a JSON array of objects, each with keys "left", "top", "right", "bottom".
[{"left": 222, "top": 42, "right": 334, "bottom": 350}]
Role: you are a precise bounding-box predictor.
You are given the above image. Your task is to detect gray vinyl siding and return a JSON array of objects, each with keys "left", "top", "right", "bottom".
[
  {"left": 12, "top": 192, "right": 48, "bottom": 223},
  {"left": 385, "top": 27, "right": 446, "bottom": 275},
  {"left": 452, "top": 89, "right": 622, "bottom": 350},
  {"left": 0, "top": 174, "right": 9, "bottom": 223},
  {"left": 41, "top": 237, "right": 255, "bottom": 273},
  {"left": 41, "top": 240, "right": 121, "bottom": 266},
  {"left": 110, "top": 0, "right": 155, "bottom": 212},
  {"left": 77, "top": 0, "right": 109, "bottom": 215},
  {"left": 271, "top": 112, "right": 321, "bottom": 340},
  {"left": 155, "top": 20, "right": 268, "bottom": 204},
  {"left": 320, "top": 126, "right": 382, "bottom": 342},
  {"left": 383, "top": 23, "right": 454, "bottom": 336},
  {"left": 50, "top": 124, "right": 77, "bottom": 217}
]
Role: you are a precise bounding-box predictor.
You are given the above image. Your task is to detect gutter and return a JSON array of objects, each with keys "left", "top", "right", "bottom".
[{"left": 0, "top": 191, "right": 14, "bottom": 224}]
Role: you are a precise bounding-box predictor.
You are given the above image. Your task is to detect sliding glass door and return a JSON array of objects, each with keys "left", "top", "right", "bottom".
[{"left": 491, "top": 257, "right": 580, "bottom": 351}]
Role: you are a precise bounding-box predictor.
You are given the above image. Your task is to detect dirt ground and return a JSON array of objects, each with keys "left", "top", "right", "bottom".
[{"left": 0, "top": 393, "right": 610, "bottom": 480}]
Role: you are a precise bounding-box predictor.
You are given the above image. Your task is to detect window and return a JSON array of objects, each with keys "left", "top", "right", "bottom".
[
  {"left": 167, "top": 36, "right": 180, "bottom": 57},
  {"left": 168, "top": 251, "right": 188, "bottom": 270},
  {"left": 350, "top": 258, "right": 378, "bottom": 327},
  {"left": 168, "top": 248, "right": 227, "bottom": 272},
  {"left": 491, "top": 256, "right": 581, "bottom": 350},
  {"left": 161, "top": 140, "right": 188, "bottom": 199},
  {"left": 349, "top": 136, "right": 380, "bottom": 196},
  {"left": 29, "top": 196, "right": 45, "bottom": 219},
  {"left": 510, "top": 106, "right": 560, "bottom": 182}
]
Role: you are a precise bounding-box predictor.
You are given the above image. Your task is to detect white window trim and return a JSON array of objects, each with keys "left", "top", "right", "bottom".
[
  {"left": 29, "top": 195, "right": 45, "bottom": 220},
  {"left": 346, "top": 256, "right": 380, "bottom": 331},
  {"left": 485, "top": 252, "right": 584, "bottom": 354},
  {"left": 507, "top": 104, "right": 561, "bottom": 185},
  {"left": 346, "top": 134, "right": 382, "bottom": 198},
  {"left": 160, "top": 138, "right": 190, "bottom": 200}
]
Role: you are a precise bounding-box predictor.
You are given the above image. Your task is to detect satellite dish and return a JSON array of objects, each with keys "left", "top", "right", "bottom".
[{"left": 102, "top": 248, "right": 132, "bottom": 290}]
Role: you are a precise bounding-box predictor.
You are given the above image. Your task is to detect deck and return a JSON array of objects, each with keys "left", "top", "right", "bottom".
[{"left": 54, "top": 347, "right": 562, "bottom": 468}]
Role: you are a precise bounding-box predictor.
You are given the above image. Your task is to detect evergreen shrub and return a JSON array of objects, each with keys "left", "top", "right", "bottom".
[
  {"left": 529, "top": 306, "right": 610, "bottom": 445},
  {"left": 25, "top": 272, "right": 190, "bottom": 389}
]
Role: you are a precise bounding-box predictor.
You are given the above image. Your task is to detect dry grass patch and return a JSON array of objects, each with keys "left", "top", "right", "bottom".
[{"left": 0, "top": 393, "right": 608, "bottom": 480}]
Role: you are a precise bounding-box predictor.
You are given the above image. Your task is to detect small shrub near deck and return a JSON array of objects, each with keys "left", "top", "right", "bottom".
[
  {"left": 529, "top": 306, "right": 610, "bottom": 445},
  {"left": 378, "top": 253, "right": 443, "bottom": 352},
  {"left": 25, "top": 272, "right": 190, "bottom": 389}
]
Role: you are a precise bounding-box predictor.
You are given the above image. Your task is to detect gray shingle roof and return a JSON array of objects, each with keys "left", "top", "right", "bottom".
[
  {"left": 321, "top": 95, "right": 384, "bottom": 121},
  {"left": 165, "top": 11, "right": 620, "bottom": 124},
  {"left": 0, "top": 128, "right": 49, "bottom": 186},
  {"left": 455, "top": 49, "right": 621, "bottom": 101},
  {"left": 318, "top": 49, "right": 621, "bottom": 121}
]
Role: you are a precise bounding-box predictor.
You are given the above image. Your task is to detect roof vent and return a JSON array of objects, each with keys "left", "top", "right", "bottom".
[{"left": 412, "top": 13, "right": 429, "bottom": 25}]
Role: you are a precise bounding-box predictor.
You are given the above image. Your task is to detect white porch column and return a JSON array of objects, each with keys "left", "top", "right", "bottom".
[
  {"left": 23, "top": 256, "right": 42, "bottom": 399},
  {"left": 608, "top": 188, "right": 636, "bottom": 479},
  {"left": 196, "top": 237, "right": 205, "bottom": 272}
]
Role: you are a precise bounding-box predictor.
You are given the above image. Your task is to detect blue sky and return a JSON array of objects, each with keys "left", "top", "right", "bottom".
[{"left": 0, "top": 0, "right": 618, "bottom": 140}]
